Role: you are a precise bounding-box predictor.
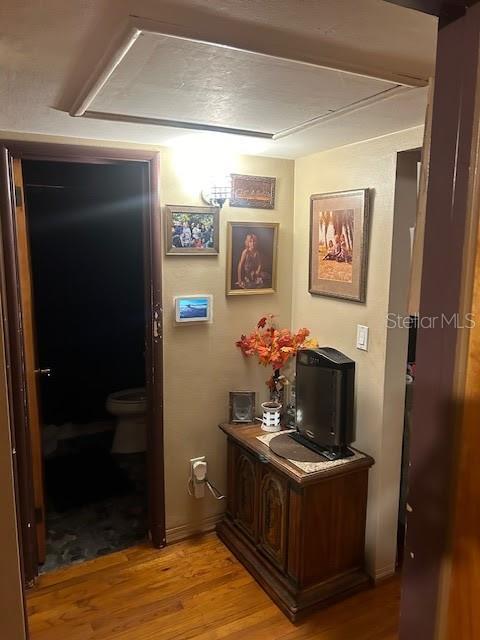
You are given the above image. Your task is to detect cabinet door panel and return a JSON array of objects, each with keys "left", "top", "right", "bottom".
[
  {"left": 258, "top": 468, "right": 288, "bottom": 570},
  {"left": 233, "top": 447, "right": 258, "bottom": 541}
]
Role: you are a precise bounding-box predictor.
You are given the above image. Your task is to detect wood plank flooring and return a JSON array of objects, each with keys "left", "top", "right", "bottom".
[{"left": 27, "top": 533, "right": 400, "bottom": 640}]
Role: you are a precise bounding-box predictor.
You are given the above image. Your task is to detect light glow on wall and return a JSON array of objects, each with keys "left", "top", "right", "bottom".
[{"left": 168, "top": 131, "right": 269, "bottom": 199}]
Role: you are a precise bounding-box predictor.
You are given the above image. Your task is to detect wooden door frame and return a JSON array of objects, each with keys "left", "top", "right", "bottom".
[
  {"left": 0, "top": 141, "right": 165, "bottom": 587},
  {"left": 399, "top": 4, "right": 480, "bottom": 638}
]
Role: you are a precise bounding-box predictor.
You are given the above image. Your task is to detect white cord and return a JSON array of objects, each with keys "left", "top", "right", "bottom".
[
  {"left": 188, "top": 476, "right": 225, "bottom": 499},
  {"left": 206, "top": 479, "right": 225, "bottom": 500}
]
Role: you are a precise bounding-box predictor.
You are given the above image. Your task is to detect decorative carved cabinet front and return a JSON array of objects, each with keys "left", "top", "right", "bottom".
[
  {"left": 218, "top": 425, "right": 374, "bottom": 622},
  {"left": 258, "top": 468, "right": 288, "bottom": 570},
  {"left": 233, "top": 447, "right": 258, "bottom": 541}
]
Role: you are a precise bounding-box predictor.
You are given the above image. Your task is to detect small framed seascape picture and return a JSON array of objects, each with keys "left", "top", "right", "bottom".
[
  {"left": 226, "top": 221, "right": 279, "bottom": 296},
  {"left": 230, "top": 174, "right": 276, "bottom": 209},
  {"left": 165, "top": 205, "right": 219, "bottom": 255},
  {"left": 174, "top": 295, "right": 213, "bottom": 324},
  {"left": 309, "top": 189, "right": 370, "bottom": 302}
]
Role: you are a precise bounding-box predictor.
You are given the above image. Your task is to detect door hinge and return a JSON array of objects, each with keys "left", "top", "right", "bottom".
[
  {"left": 34, "top": 507, "right": 44, "bottom": 524},
  {"left": 153, "top": 306, "right": 162, "bottom": 340},
  {"left": 14, "top": 185, "right": 23, "bottom": 207}
]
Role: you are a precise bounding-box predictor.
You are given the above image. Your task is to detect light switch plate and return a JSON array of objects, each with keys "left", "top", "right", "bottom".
[{"left": 356, "top": 324, "right": 369, "bottom": 351}]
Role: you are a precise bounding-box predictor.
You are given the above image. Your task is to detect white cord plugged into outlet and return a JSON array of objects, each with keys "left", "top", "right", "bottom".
[{"left": 188, "top": 457, "right": 225, "bottom": 500}]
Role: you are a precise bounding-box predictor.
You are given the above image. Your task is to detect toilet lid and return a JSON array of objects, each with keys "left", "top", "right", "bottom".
[{"left": 109, "top": 388, "right": 146, "bottom": 403}]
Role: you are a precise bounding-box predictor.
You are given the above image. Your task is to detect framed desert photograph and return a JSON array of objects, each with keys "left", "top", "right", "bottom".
[
  {"left": 309, "top": 189, "right": 370, "bottom": 302},
  {"left": 230, "top": 174, "right": 276, "bottom": 209},
  {"left": 226, "top": 222, "right": 279, "bottom": 296},
  {"left": 165, "top": 205, "right": 219, "bottom": 255}
]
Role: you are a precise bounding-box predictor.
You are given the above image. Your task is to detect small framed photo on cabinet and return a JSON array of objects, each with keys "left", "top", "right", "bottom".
[{"left": 229, "top": 391, "right": 256, "bottom": 423}]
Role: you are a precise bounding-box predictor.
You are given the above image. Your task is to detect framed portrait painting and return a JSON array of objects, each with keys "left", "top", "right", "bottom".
[
  {"left": 230, "top": 174, "right": 276, "bottom": 209},
  {"left": 165, "top": 205, "right": 219, "bottom": 255},
  {"left": 226, "top": 222, "right": 279, "bottom": 295},
  {"left": 309, "top": 189, "right": 370, "bottom": 302}
]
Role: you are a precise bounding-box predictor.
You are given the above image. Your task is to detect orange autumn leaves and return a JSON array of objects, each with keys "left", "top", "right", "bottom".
[{"left": 236, "top": 315, "right": 318, "bottom": 371}]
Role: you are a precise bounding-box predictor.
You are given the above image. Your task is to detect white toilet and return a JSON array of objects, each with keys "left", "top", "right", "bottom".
[{"left": 106, "top": 388, "right": 147, "bottom": 454}]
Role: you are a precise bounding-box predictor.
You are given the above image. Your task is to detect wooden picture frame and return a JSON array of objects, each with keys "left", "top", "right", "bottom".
[
  {"left": 226, "top": 222, "right": 279, "bottom": 296},
  {"left": 230, "top": 174, "right": 276, "bottom": 209},
  {"left": 165, "top": 205, "right": 219, "bottom": 255},
  {"left": 309, "top": 189, "right": 370, "bottom": 302}
]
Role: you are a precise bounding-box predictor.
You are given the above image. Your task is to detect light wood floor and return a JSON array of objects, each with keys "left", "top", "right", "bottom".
[{"left": 27, "top": 533, "right": 400, "bottom": 640}]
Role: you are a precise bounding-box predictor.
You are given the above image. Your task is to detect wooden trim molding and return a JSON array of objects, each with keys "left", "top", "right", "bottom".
[
  {"left": 166, "top": 513, "right": 224, "bottom": 544},
  {"left": 399, "top": 6, "right": 480, "bottom": 639},
  {"left": 67, "top": 16, "right": 427, "bottom": 140}
]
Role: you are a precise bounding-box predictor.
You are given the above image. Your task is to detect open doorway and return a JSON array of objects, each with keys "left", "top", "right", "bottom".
[
  {"left": 23, "top": 159, "right": 148, "bottom": 572},
  {"left": 0, "top": 143, "right": 165, "bottom": 583}
]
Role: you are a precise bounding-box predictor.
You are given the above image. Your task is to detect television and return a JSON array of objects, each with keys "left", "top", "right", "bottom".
[{"left": 290, "top": 347, "right": 355, "bottom": 460}]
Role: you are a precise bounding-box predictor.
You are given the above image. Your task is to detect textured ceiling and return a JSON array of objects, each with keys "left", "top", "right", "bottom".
[
  {"left": 90, "top": 32, "right": 399, "bottom": 134},
  {"left": 0, "top": 0, "right": 436, "bottom": 158}
]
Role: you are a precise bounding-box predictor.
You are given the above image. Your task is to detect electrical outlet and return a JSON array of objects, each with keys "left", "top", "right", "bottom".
[
  {"left": 189, "top": 456, "right": 207, "bottom": 498},
  {"left": 190, "top": 456, "right": 206, "bottom": 473}
]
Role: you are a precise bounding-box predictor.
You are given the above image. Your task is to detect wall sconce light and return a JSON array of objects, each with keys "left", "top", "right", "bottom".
[{"left": 201, "top": 175, "right": 231, "bottom": 209}]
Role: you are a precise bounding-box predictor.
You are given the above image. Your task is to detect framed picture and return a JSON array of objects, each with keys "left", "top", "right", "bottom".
[
  {"left": 165, "top": 205, "right": 219, "bottom": 255},
  {"left": 226, "top": 222, "right": 279, "bottom": 296},
  {"left": 174, "top": 295, "right": 213, "bottom": 324},
  {"left": 309, "top": 189, "right": 370, "bottom": 302},
  {"left": 230, "top": 174, "right": 276, "bottom": 209},
  {"left": 229, "top": 391, "right": 256, "bottom": 423}
]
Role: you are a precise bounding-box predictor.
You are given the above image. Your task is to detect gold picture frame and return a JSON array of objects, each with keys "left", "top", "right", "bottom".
[
  {"left": 309, "top": 189, "right": 370, "bottom": 302},
  {"left": 226, "top": 221, "right": 279, "bottom": 296},
  {"left": 165, "top": 204, "right": 220, "bottom": 255}
]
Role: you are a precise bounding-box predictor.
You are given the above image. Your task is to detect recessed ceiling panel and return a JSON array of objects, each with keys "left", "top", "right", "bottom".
[{"left": 89, "top": 32, "right": 399, "bottom": 135}]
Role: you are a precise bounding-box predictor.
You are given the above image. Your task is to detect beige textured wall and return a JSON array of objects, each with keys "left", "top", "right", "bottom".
[
  {"left": 292, "top": 127, "right": 423, "bottom": 579},
  {"left": 160, "top": 148, "right": 294, "bottom": 536}
]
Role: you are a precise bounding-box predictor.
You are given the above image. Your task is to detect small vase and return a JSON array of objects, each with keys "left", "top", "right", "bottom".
[
  {"left": 270, "top": 369, "right": 282, "bottom": 403},
  {"left": 260, "top": 401, "right": 282, "bottom": 432}
]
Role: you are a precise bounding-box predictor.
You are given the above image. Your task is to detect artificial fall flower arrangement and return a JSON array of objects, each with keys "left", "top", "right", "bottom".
[{"left": 236, "top": 315, "right": 318, "bottom": 389}]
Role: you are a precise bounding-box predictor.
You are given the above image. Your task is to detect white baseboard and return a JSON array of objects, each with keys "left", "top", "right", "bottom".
[
  {"left": 166, "top": 512, "right": 224, "bottom": 544},
  {"left": 374, "top": 564, "right": 396, "bottom": 583}
]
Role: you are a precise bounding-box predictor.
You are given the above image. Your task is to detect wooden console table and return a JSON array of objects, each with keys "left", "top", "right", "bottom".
[{"left": 216, "top": 423, "right": 375, "bottom": 621}]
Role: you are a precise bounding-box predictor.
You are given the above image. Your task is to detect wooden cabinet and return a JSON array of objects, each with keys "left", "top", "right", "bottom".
[
  {"left": 258, "top": 468, "right": 288, "bottom": 570},
  {"left": 217, "top": 424, "right": 374, "bottom": 621},
  {"left": 232, "top": 447, "right": 258, "bottom": 541}
]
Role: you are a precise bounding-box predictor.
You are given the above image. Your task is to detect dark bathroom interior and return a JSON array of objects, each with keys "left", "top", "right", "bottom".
[{"left": 22, "top": 159, "right": 149, "bottom": 571}]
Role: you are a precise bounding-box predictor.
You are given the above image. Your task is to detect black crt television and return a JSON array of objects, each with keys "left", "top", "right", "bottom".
[{"left": 290, "top": 347, "right": 355, "bottom": 460}]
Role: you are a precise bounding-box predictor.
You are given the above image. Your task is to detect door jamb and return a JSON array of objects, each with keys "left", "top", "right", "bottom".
[{"left": 0, "top": 140, "right": 166, "bottom": 588}]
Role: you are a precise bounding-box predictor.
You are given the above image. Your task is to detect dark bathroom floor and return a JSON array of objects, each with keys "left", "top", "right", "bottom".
[{"left": 41, "top": 432, "right": 148, "bottom": 574}]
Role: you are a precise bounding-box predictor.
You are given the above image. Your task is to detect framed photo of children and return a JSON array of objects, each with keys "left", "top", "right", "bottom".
[
  {"left": 309, "top": 189, "right": 370, "bottom": 302},
  {"left": 165, "top": 205, "right": 219, "bottom": 255},
  {"left": 226, "top": 222, "right": 279, "bottom": 296}
]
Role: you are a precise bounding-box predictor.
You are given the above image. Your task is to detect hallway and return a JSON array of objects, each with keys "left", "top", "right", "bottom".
[{"left": 27, "top": 533, "right": 400, "bottom": 640}]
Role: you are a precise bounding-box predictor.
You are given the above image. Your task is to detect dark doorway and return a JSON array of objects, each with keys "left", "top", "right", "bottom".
[
  {"left": 0, "top": 142, "right": 165, "bottom": 585},
  {"left": 22, "top": 159, "right": 149, "bottom": 571}
]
